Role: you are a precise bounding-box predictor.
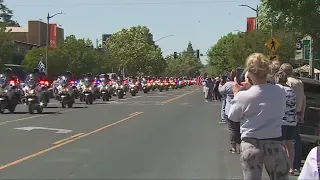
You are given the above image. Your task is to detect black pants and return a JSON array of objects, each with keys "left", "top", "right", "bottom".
[
  {"left": 226, "top": 116, "right": 241, "bottom": 144},
  {"left": 214, "top": 89, "right": 221, "bottom": 101}
]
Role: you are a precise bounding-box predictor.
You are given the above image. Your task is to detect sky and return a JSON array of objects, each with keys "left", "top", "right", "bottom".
[{"left": 6, "top": 0, "right": 260, "bottom": 64}]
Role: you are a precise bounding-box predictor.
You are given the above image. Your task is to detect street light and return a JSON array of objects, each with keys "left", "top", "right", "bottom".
[
  {"left": 239, "top": 4, "right": 259, "bottom": 30},
  {"left": 154, "top": 35, "right": 174, "bottom": 43},
  {"left": 233, "top": 30, "right": 245, "bottom": 33},
  {"left": 45, "top": 11, "right": 64, "bottom": 76}
]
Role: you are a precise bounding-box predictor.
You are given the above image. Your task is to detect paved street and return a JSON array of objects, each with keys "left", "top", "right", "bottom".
[{"left": 0, "top": 86, "right": 298, "bottom": 179}]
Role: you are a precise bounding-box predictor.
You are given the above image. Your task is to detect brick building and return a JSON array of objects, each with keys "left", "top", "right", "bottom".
[{"left": 6, "top": 20, "right": 64, "bottom": 64}]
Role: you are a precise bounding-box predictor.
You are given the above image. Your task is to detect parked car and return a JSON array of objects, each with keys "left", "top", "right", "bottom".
[{"left": 299, "top": 77, "right": 320, "bottom": 157}]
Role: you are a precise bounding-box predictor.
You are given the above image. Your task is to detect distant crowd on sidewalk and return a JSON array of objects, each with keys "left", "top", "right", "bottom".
[{"left": 201, "top": 53, "right": 318, "bottom": 180}]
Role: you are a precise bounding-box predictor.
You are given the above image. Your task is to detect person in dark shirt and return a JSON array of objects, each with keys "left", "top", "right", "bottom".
[{"left": 213, "top": 77, "right": 221, "bottom": 101}]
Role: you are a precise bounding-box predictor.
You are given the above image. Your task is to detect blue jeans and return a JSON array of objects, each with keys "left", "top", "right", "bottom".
[
  {"left": 221, "top": 97, "right": 226, "bottom": 121},
  {"left": 293, "top": 124, "right": 302, "bottom": 170}
]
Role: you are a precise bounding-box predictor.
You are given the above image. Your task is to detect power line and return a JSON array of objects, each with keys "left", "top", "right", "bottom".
[{"left": 10, "top": 0, "right": 258, "bottom": 7}]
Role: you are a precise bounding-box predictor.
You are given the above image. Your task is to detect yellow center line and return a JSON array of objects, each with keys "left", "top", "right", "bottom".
[
  {"left": 0, "top": 111, "right": 143, "bottom": 171},
  {"left": 162, "top": 91, "right": 194, "bottom": 104},
  {"left": 52, "top": 133, "right": 85, "bottom": 145}
]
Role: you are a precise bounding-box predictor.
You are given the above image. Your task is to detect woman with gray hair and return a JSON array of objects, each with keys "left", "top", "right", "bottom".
[
  {"left": 228, "top": 53, "right": 289, "bottom": 180},
  {"left": 274, "top": 70, "right": 298, "bottom": 174}
]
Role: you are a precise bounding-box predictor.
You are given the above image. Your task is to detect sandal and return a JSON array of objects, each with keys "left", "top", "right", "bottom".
[
  {"left": 229, "top": 149, "right": 238, "bottom": 154},
  {"left": 289, "top": 169, "right": 295, "bottom": 175}
]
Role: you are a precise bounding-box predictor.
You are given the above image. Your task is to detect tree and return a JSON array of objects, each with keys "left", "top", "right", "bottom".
[
  {"left": 105, "top": 25, "right": 165, "bottom": 75},
  {"left": 0, "top": 24, "right": 15, "bottom": 70},
  {"left": 52, "top": 35, "right": 102, "bottom": 75},
  {"left": 0, "top": 0, "right": 19, "bottom": 26},
  {"left": 207, "top": 33, "right": 242, "bottom": 75},
  {"left": 22, "top": 47, "right": 47, "bottom": 72},
  {"left": 206, "top": 29, "right": 297, "bottom": 76},
  {"left": 23, "top": 35, "right": 103, "bottom": 76},
  {"left": 263, "top": 0, "right": 320, "bottom": 50},
  {"left": 165, "top": 42, "right": 203, "bottom": 77}
]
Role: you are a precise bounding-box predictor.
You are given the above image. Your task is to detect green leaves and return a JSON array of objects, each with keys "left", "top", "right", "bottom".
[
  {"left": 105, "top": 25, "right": 165, "bottom": 76},
  {"left": 0, "top": 0, "right": 19, "bottom": 26},
  {"left": 206, "top": 29, "right": 297, "bottom": 76},
  {"left": 263, "top": 0, "right": 320, "bottom": 51},
  {"left": 23, "top": 26, "right": 168, "bottom": 76},
  {"left": 23, "top": 35, "right": 102, "bottom": 76},
  {"left": 164, "top": 42, "right": 203, "bottom": 77},
  {"left": 0, "top": 24, "right": 15, "bottom": 70}
]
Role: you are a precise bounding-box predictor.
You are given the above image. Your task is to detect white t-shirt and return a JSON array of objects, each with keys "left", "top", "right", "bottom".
[
  {"left": 298, "top": 146, "right": 320, "bottom": 180},
  {"left": 276, "top": 84, "right": 298, "bottom": 126},
  {"left": 228, "top": 83, "right": 286, "bottom": 139}
]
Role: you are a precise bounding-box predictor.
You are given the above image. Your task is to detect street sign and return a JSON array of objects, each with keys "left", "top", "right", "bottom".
[
  {"left": 303, "top": 40, "right": 310, "bottom": 46},
  {"left": 265, "top": 37, "right": 281, "bottom": 52},
  {"left": 302, "top": 39, "right": 319, "bottom": 60},
  {"left": 267, "top": 55, "right": 279, "bottom": 61},
  {"left": 296, "top": 43, "right": 302, "bottom": 50},
  {"left": 14, "top": 127, "right": 72, "bottom": 134},
  {"left": 304, "top": 45, "right": 310, "bottom": 60}
]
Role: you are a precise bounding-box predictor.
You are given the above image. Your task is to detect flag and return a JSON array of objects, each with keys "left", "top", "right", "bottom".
[
  {"left": 246, "top": 17, "right": 256, "bottom": 33},
  {"left": 196, "top": 74, "right": 203, "bottom": 86},
  {"left": 38, "top": 57, "right": 46, "bottom": 73}
]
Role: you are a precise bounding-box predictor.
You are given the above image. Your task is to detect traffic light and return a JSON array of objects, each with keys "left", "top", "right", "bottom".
[
  {"left": 196, "top": 49, "right": 200, "bottom": 58},
  {"left": 173, "top": 52, "right": 177, "bottom": 58}
]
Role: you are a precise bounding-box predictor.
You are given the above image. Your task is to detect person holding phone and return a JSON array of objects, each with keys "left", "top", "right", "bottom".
[
  {"left": 219, "top": 70, "right": 241, "bottom": 152},
  {"left": 228, "top": 53, "right": 289, "bottom": 180}
]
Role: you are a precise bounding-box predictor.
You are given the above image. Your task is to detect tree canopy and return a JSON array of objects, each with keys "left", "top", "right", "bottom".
[
  {"left": 23, "top": 26, "right": 179, "bottom": 77},
  {"left": 0, "top": 0, "right": 19, "bottom": 26},
  {"left": 105, "top": 26, "right": 165, "bottom": 76},
  {"left": 164, "top": 42, "right": 203, "bottom": 77},
  {"left": 206, "top": 29, "right": 297, "bottom": 76},
  {"left": 263, "top": 0, "right": 320, "bottom": 50}
]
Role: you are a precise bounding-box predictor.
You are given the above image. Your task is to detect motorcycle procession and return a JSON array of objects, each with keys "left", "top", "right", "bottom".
[{"left": 0, "top": 68, "right": 197, "bottom": 114}]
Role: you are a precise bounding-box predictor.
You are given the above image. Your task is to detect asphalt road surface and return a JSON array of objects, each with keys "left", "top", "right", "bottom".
[{"left": 0, "top": 86, "right": 299, "bottom": 179}]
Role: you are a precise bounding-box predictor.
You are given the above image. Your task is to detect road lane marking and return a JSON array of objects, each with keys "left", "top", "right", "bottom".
[
  {"left": 14, "top": 127, "right": 73, "bottom": 134},
  {"left": 53, "top": 133, "right": 85, "bottom": 145},
  {"left": 162, "top": 91, "right": 194, "bottom": 104},
  {"left": 0, "top": 109, "right": 74, "bottom": 127},
  {"left": 0, "top": 111, "right": 143, "bottom": 171},
  {"left": 0, "top": 115, "right": 47, "bottom": 126},
  {"left": 119, "top": 96, "right": 142, "bottom": 101}
]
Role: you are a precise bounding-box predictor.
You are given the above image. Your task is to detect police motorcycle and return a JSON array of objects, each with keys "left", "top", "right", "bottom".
[
  {"left": 70, "top": 79, "right": 79, "bottom": 99},
  {"left": 111, "top": 80, "right": 118, "bottom": 96},
  {"left": 56, "top": 76, "right": 75, "bottom": 108},
  {"left": 164, "top": 78, "right": 170, "bottom": 91},
  {"left": 157, "top": 78, "right": 165, "bottom": 92},
  {"left": 98, "top": 74, "right": 111, "bottom": 101},
  {"left": 23, "top": 74, "right": 45, "bottom": 114},
  {"left": 129, "top": 79, "right": 138, "bottom": 96},
  {"left": 0, "top": 74, "right": 19, "bottom": 113},
  {"left": 52, "top": 77, "right": 60, "bottom": 98},
  {"left": 93, "top": 77, "right": 102, "bottom": 100},
  {"left": 38, "top": 79, "right": 50, "bottom": 108},
  {"left": 115, "top": 80, "right": 125, "bottom": 99},
  {"left": 81, "top": 78, "right": 94, "bottom": 104}
]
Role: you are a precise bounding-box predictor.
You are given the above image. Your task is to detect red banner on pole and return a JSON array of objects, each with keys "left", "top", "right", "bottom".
[
  {"left": 49, "top": 24, "right": 57, "bottom": 49},
  {"left": 246, "top": 17, "right": 256, "bottom": 33}
]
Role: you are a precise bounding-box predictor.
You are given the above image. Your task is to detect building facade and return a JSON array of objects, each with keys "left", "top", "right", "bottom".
[{"left": 6, "top": 20, "right": 64, "bottom": 64}]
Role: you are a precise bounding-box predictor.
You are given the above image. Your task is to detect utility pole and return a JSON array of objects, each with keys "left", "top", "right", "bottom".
[
  {"left": 239, "top": 4, "right": 258, "bottom": 30},
  {"left": 310, "top": 38, "right": 314, "bottom": 78},
  {"left": 45, "top": 11, "right": 64, "bottom": 76}
]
